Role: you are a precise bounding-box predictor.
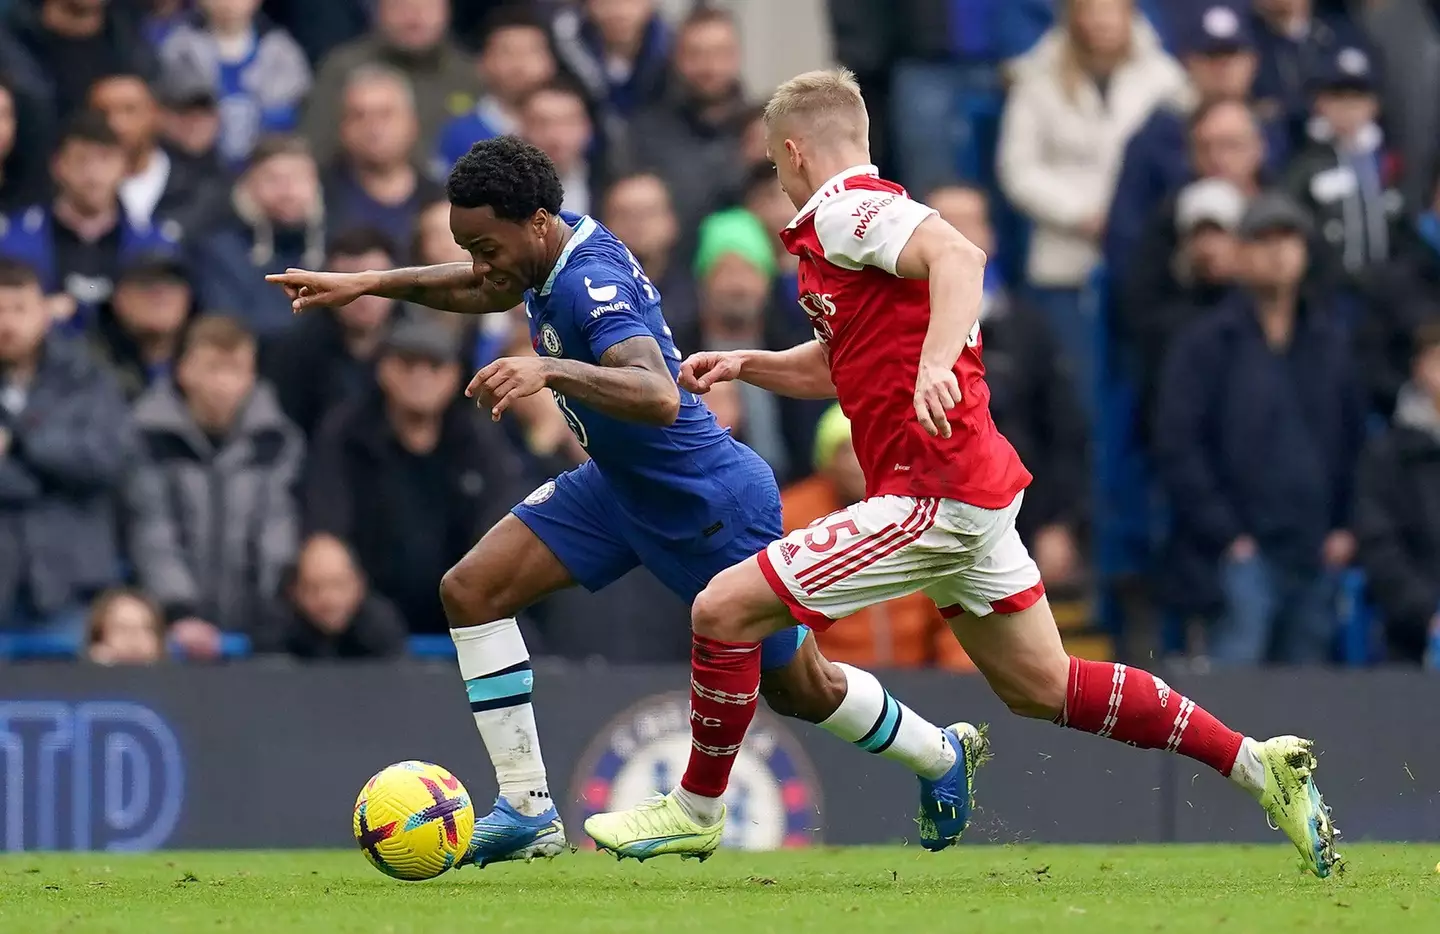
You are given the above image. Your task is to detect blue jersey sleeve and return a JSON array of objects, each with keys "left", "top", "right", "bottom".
[{"left": 570, "top": 269, "right": 655, "bottom": 361}]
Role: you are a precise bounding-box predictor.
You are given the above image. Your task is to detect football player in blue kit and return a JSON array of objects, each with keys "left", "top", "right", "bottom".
[{"left": 268, "top": 136, "right": 985, "bottom": 866}]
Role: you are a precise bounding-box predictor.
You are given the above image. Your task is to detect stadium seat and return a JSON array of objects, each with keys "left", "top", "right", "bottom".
[
  {"left": 165, "top": 632, "right": 253, "bottom": 661},
  {"left": 1335, "top": 568, "right": 1377, "bottom": 667},
  {"left": 407, "top": 634, "right": 459, "bottom": 658},
  {"left": 0, "top": 631, "right": 83, "bottom": 661}
]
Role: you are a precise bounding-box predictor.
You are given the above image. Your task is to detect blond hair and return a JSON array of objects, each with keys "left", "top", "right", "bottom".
[{"left": 763, "top": 68, "right": 869, "bottom": 146}]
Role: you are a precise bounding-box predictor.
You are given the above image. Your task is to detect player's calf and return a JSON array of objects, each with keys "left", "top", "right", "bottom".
[{"left": 446, "top": 517, "right": 574, "bottom": 841}]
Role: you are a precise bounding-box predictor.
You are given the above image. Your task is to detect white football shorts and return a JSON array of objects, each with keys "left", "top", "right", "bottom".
[{"left": 757, "top": 492, "right": 1044, "bottom": 629}]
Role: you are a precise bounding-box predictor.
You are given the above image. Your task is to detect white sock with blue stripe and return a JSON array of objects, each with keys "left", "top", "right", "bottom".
[
  {"left": 452, "top": 619, "right": 552, "bottom": 817},
  {"left": 819, "top": 664, "right": 956, "bottom": 780}
]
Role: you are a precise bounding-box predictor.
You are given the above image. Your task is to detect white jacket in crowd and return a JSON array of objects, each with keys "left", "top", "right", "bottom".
[{"left": 998, "top": 16, "right": 1187, "bottom": 288}]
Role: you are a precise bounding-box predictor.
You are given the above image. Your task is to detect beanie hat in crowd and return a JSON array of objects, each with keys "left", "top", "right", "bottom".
[
  {"left": 693, "top": 208, "right": 778, "bottom": 281},
  {"left": 812, "top": 404, "right": 852, "bottom": 472}
]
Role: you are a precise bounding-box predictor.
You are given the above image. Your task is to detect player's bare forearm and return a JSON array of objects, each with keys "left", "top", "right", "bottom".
[
  {"left": 544, "top": 336, "right": 681, "bottom": 426},
  {"left": 897, "top": 217, "right": 987, "bottom": 369},
  {"left": 366, "top": 263, "right": 524, "bottom": 314},
  {"left": 735, "top": 342, "right": 837, "bottom": 399}
]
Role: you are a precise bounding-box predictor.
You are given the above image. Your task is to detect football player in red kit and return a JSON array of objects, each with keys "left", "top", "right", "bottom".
[{"left": 585, "top": 68, "right": 1340, "bottom": 879}]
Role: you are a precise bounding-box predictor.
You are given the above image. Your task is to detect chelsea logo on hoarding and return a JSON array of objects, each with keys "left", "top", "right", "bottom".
[
  {"left": 540, "top": 324, "right": 562, "bottom": 356},
  {"left": 571, "top": 692, "right": 822, "bottom": 851}
]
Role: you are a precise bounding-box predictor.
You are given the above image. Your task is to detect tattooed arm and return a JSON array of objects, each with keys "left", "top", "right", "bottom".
[
  {"left": 468, "top": 335, "right": 681, "bottom": 427},
  {"left": 267, "top": 263, "right": 525, "bottom": 315}
]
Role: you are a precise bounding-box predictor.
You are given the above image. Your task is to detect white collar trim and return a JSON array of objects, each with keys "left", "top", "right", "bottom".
[
  {"left": 539, "top": 215, "right": 596, "bottom": 296},
  {"left": 785, "top": 164, "right": 880, "bottom": 229}
]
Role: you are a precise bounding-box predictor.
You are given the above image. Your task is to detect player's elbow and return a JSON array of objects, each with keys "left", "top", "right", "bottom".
[
  {"left": 945, "top": 234, "right": 987, "bottom": 273},
  {"left": 647, "top": 382, "right": 681, "bottom": 426}
]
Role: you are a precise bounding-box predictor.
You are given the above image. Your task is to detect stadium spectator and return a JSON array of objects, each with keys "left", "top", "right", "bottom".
[
  {"left": 1280, "top": 46, "right": 1401, "bottom": 283},
  {"left": 1154, "top": 193, "right": 1363, "bottom": 665},
  {"left": 0, "top": 257, "right": 133, "bottom": 638},
  {"left": 1360, "top": 0, "right": 1440, "bottom": 209},
  {"left": 254, "top": 532, "right": 408, "bottom": 659},
  {"left": 0, "top": 112, "right": 181, "bottom": 331},
  {"left": 125, "top": 314, "right": 303, "bottom": 659},
  {"left": 1117, "top": 100, "right": 1265, "bottom": 344},
  {"left": 261, "top": 0, "right": 371, "bottom": 66},
  {"left": 88, "top": 72, "right": 227, "bottom": 235},
  {"left": 1354, "top": 320, "right": 1440, "bottom": 664},
  {"left": 626, "top": 6, "right": 748, "bottom": 263},
  {"left": 683, "top": 208, "right": 790, "bottom": 478},
  {"left": 261, "top": 227, "right": 400, "bottom": 438},
  {"left": 998, "top": 0, "right": 1186, "bottom": 414},
  {"left": 0, "top": 76, "right": 52, "bottom": 214},
  {"left": 85, "top": 588, "right": 165, "bottom": 666},
  {"left": 434, "top": 6, "right": 556, "bottom": 175},
  {"left": 1105, "top": 3, "right": 1289, "bottom": 286},
  {"left": 738, "top": 164, "right": 809, "bottom": 345},
  {"left": 520, "top": 82, "right": 605, "bottom": 216},
  {"left": 699, "top": 376, "right": 742, "bottom": 438},
  {"left": 154, "top": 71, "right": 223, "bottom": 167},
  {"left": 0, "top": 0, "right": 157, "bottom": 122},
  {"left": 303, "top": 317, "right": 525, "bottom": 634},
  {"left": 303, "top": 0, "right": 480, "bottom": 167},
  {"left": 157, "top": 0, "right": 311, "bottom": 168},
  {"left": 405, "top": 199, "right": 579, "bottom": 472},
  {"left": 323, "top": 66, "right": 443, "bottom": 257},
  {"left": 736, "top": 103, "right": 767, "bottom": 172},
  {"left": 88, "top": 252, "right": 196, "bottom": 401},
  {"left": 601, "top": 172, "right": 697, "bottom": 337},
  {"left": 782, "top": 406, "right": 974, "bottom": 671},
  {"left": 141, "top": 0, "right": 191, "bottom": 49},
  {"left": 1250, "top": 0, "right": 1365, "bottom": 143},
  {"left": 1360, "top": 171, "right": 1440, "bottom": 416},
  {"left": 1122, "top": 178, "right": 1246, "bottom": 437},
  {"left": 929, "top": 184, "right": 1089, "bottom": 589},
  {"left": 191, "top": 134, "right": 324, "bottom": 335},
  {"left": 550, "top": 0, "right": 670, "bottom": 122}
]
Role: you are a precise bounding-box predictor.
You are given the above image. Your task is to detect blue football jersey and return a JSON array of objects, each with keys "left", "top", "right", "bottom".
[{"left": 524, "top": 213, "right": 774, "bottom": 548}]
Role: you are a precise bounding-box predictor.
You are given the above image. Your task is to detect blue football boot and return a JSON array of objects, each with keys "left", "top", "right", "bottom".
[
  {"left": 916, "top": 722, "right": 989, "bottom": 851},
  {"left": 462, "top": 797, "right": 568, "bottom": 868}
]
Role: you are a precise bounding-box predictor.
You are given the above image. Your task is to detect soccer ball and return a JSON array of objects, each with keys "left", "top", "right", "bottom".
[{"left": 352, "top": 760, "right": 475, "bottom": 880}]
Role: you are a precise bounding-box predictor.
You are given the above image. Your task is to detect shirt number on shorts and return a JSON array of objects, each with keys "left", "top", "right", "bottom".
[
  {"left": 804, "top": 517, "right": 860, "bottom": 553},
  {"left": 552, "top": 390, "right": 589, "bottom": 448}
]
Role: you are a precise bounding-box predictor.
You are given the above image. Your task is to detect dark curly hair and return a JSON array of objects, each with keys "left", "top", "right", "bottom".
[{"left": 446, "top": 135, "right": 564, "bottom": 222}]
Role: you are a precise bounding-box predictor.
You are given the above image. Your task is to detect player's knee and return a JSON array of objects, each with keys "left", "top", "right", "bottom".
[
  {"left": 439, "top": 565, "right": 508, "bottom": 628},
  {"left": 690, "top": 584, "right": 739, "bottom": 640}
]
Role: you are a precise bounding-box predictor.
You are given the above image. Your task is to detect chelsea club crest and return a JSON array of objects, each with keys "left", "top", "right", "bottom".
[
  {"left": 570, "top": 692, "right": 822, "bottom": 850},
  {"left": 539, "top": 324, "right": 563, "bottom": 356}
]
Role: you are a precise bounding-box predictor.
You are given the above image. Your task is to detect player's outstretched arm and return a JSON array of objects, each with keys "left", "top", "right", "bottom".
[
  {"left": 470, "top": 335, "right": 680, "bottom": 427},
  {"left": 894, "top": 216, "right": 987, "bottom": 438},
  {"left": 266, "top": 263, "right": 525, "bottom": 315},
  {"left": 680, "top": 341, "right": 836, "bottom": 400}
]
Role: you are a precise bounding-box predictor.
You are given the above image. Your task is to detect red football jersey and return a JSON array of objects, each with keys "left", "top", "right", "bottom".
[{"left": 778, "top": 165, "right": 1031, "bottom": 507}]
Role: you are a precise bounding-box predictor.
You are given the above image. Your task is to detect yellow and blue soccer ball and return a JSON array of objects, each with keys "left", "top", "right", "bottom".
[{"left": 353, "top": 760, "right": 475, "bottom": 880}]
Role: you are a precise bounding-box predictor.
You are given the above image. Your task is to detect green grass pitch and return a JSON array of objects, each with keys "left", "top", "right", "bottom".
[{"left": 3, "top": 844, "right": 1438, "bottom": 933}]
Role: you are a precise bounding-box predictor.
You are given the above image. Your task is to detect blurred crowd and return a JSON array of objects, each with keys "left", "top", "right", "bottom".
[{"left": 0, "top": 0, "right": 1435, "bottom": 670}]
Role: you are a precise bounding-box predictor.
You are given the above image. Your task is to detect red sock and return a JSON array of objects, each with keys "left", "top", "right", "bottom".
[
  {"left": 680, "top": 634, "right": 761, "bottom": 798},
  {"left": 1058, "top": 657, "right": 1243, "bottom": 776}
]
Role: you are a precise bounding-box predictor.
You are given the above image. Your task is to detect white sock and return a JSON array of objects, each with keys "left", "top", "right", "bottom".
[
  {"left": 673, "top": 786, "right": 724, "bottom": 827},
  {"left": 819, "top": 663, "right": 957, "bottom": 780},
  {"left": 452, "top": 619, "right": 551, "bottom": 817},
  {"left": 1229, "top": 737, "right": 1266, "bottom": 799}
]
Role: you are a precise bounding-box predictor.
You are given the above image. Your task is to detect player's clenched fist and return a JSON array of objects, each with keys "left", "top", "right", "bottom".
[
  {"left": 265, "top": 268, "right": 377, "bottom": 312},
  {"left": 914, "top": 361, "right": 961, "bottom": 439},
  {"left": 467, "top": 355, "right": 552, "bottom": 421},
  {"left": 679, "top": 351, "right": 742, "bottom": 393}
]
